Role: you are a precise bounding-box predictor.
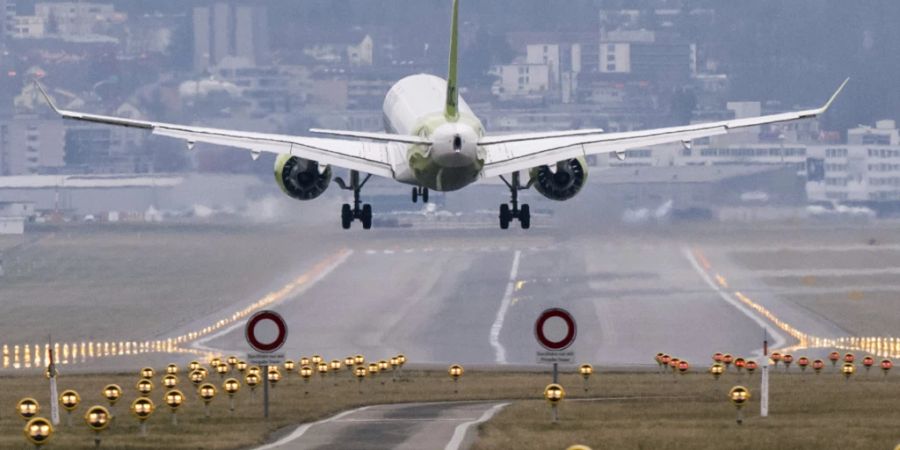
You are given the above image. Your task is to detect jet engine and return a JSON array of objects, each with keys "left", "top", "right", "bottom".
[
  {"left": 274, "top": 154, "right": 332, "bottom": 201},
  {"left": 529, "top": 157, "right": 588, "bottom": 201}
]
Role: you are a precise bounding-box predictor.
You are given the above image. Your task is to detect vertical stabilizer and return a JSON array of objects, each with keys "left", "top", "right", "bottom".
[{"left": 444, "top": 0, "right": 460, "bottom": 121}]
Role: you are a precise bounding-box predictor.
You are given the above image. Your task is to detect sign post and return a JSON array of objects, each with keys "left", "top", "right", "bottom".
[
  {"left": 760, "top": 328, "right": 769, "bottom": 418},
  {"left": 535, "top": 308, "right": 577, "bottom": 384},
  {"left": 48, "top": 336, "right": 59, "bottom": 426},
  {"left": 245, "top": 310, "right": 288, "bottom": 419}
]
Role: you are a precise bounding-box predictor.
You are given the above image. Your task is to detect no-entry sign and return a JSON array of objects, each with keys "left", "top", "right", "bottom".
[
  {"left": 246, "top": 310, "right": 287, "bottom": 365},
  {"left": 535, "top": 308, "right": 577, "bottom": 364}
]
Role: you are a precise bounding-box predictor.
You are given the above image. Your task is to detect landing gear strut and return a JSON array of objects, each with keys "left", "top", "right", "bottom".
[
  {"left": 411, "top": 186, "right": 429, "bottom": 203},
  {"left": 335, "top": 170, "right": 373, "bottom": 230},
  {"left": 498, "top": 172, "right": 531, "bottom": 230}
]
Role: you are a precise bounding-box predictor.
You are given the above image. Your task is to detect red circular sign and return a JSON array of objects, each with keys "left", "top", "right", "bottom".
[
  {"left": 245, "top": 310, "right": 288, "bottom": 353},
  {"left": 534, "top": 308, "right": 577, "bottom": 351}
]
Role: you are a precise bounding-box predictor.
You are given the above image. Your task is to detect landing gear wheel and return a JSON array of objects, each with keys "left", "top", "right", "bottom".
[
  {"left": 520, "top": 204, "right": 531, "bottom": 229},
  {"left": 341, "top": 204, "right": 352, "bottom": 230},
  {"left": 422, "top": 188, "right": 429, "bottom": 203},
  {"left": 335, "top": 170, "right": 374, "bottom": 230},
  {"left": 499, "top": 204, "right": 511, "bottom": 230},
  {"left": 412, "top": 187, "right": 419, "bottom": 203},
  {"left": 361, "top": 204, "right": 373, "bottom": 230}
]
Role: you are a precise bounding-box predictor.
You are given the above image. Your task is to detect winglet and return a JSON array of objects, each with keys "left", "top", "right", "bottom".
[
  {"left": 33, "top": 80, "right": 60, "bottom": 113},
  {"left": 820, "top": 77, "right": 849, "bottom": 113}
]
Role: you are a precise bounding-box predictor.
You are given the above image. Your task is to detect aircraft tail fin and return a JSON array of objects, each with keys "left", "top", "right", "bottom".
[{"left": 444, "top": 0, "right": 460, "bottom": 121}]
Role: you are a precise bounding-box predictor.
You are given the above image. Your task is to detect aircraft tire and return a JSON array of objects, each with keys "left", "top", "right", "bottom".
[
  {"left": 520, "top": 204, "right": 531, "bottom": 229},
  {"left": 341, "top": 204, "right": 353, "bottom": 229},
  {"left": 361, "top": 204, "right": 373, "bottom": 230},
  {"left": 499, "top": 204, "right": 510, "bottom": 230}
]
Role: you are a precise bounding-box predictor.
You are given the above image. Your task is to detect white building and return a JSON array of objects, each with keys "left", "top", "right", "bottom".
[
  {"left": 848, "top": 120, "right": 899, "bottom": 146},
  {"left": 526, "top": 44, "right": 560, "bottom": 88},
  {"left": 0, "top": 201, "right": 34, "bottom": 235},
  {"left": 34, "top": 2, "right": 121, "bottom": 36},
  {"left": 601, "top": 120, "right": 900, "bottom": 207},
  {"left": 10, "top": 16, "right": 45, "bottom": 38},
  {"left": 490, "top": 64, "right": 550, "bottom": 101},
  {"left": 0, "top": 115, "right": 66, "bottom": 175}
]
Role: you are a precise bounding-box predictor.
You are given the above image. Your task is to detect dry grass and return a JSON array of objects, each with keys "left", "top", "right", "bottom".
[
  {"left": 730, "top": 248, "right": 900, "bottom": 271},
  {"left": 762, "top": 274, "right": 900, "bottom": 288},
  {"left": 782, "top": 291, "right": 900, "bottom": 336},
  {"left": 1, "top": 367, "right": 898, "bottom": 449},
  {"left": 0, "top": 366, "right": 596, "bottom": 449},
  {"left": 474, "top": 370, "right": 900, "bottom": 450},
  {"left": 0, "top": 225, "right": 341, "bottom": 344}
]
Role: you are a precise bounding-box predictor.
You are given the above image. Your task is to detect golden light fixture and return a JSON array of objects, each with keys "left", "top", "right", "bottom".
[
  {"left": 729, "top": 385, "right": 750, "bottom": 425},
  {"left": 102, "top": 384, "right": 122, "bottom": 406},
  {"left": 17, "top": 398, "right": 40, "bottom": 420},
  {"left": 84, "top": 405, "right": 111, "bottom": 432},
  {"left": 23, "top": 417, "right": 53, "bottom": 446},
  {"left": 710, "top": 363, "right": 724, "bottom": 380},
  {"left": 164, "top": 390, "right": 184, "bottom": 412},
  {"left": 136, "top": 379, "right": 153, "bottom": 396},
  {"left": 163, "top": 374, "right": 178, "bottom": 389},
  {"left": 59, "top": 390, "right": 80, "bottom": 412}
]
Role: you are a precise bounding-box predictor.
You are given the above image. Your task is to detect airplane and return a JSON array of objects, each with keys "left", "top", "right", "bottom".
[{"left": 36, "top": 0, "right": 848, "bottom": 230}]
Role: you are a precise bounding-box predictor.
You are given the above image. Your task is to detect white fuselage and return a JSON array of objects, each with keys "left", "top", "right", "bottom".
[{"left": 382, "top": 74, "right": 485, "bottom": 191}]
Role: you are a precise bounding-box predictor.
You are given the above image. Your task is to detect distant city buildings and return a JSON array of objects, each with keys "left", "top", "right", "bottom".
[
  {"left": 0, "top": 1, "right": 896, "bottom": 216},
  {"left": 193, "top": 3, "right": 269, "bottom": 72},
  {"left": 0, "top": 114, "right": 65, "bottom": 175}
]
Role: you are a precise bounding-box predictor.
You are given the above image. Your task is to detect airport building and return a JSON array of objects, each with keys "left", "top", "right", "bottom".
[{"left": 0, "top": 201, "right": 33, "bottom": 234}]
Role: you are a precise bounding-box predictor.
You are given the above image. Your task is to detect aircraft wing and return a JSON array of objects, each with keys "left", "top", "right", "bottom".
[
  {"left": 480, "top": 78, "right": 848, "bottom": 178},
  {"left": 35, "top": 82, "right": 395, "bottom": 178}
]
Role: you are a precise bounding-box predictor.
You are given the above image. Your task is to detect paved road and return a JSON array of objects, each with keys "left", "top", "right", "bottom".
[{"left": 256, "top": 401, "right": 508, "bottom": 450}]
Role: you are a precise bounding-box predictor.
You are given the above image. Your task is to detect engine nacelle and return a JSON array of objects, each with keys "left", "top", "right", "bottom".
[
  {"left": 529, "top": 157, "right": 588, "bottom": 201},
  {"left": 274, "top": 154, "right": 332, "bottom": 201}
]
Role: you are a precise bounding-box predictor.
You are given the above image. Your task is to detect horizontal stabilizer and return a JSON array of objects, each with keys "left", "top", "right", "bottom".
[{"left": 309, "top": 128, "right": 432, "bottom": 145}]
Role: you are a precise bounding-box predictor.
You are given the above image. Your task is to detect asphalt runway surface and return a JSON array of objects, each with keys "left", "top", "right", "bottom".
[
  {"left": 256, "top": 401, "right": 508, "bottom": 450},
  {"left": 196, "top": 230, "right": 768, "bottom": 368}
]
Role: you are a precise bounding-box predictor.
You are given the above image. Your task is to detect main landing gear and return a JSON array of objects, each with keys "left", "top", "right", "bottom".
[
  {"left": 335, "top": 170, "right": 373, "bottom": 230},
  {"left": 411, "top": 186, "right": 429, "bottom": 203},
  {"left": 498, "top": 171, "right": 531, "bottom": 230}
]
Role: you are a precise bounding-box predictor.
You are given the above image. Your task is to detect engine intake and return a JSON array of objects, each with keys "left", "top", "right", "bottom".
[
  {"left": 274, "top": 155, "right": 332, "bottom": 201},
  {"left": 529, "top": 158, "right": 587, "bottom": 201}
]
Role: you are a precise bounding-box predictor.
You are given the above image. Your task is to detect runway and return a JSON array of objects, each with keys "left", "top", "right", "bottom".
[
  {"left": 199, "top": 231, "right": 769, "bottom": 367},
  {"left": 6, "top": 223, "right": 894, "bottom": 374}
]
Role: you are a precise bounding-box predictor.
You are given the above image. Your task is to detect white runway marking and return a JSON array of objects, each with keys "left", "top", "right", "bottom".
[
  {"left": 253, "top": 406, "right": 370, "bottom": 450},
  {"left": 682, "top": 247, "right": 786, "bottom": 358},
  {"left": 489, "top": 250, "right": 522, "bottom": 364},
  {"left": 444, "top": 402, "right": 509, "bottom": 450}
]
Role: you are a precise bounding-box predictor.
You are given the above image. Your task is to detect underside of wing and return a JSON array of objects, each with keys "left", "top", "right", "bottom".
[
  {"left": 481, "top": 78, "right": 849, "bottom": 178},
  {"left": 35, "top": 81, "right": 395, "bottom": 178}
]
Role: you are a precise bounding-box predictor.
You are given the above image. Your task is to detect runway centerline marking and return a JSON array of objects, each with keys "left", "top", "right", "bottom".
[
  {"left": 489, "top": 251, "right": 521, "bottom": 365},
  {"left": 445, "top": 402, "right": 509, "bottom": 450}
]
